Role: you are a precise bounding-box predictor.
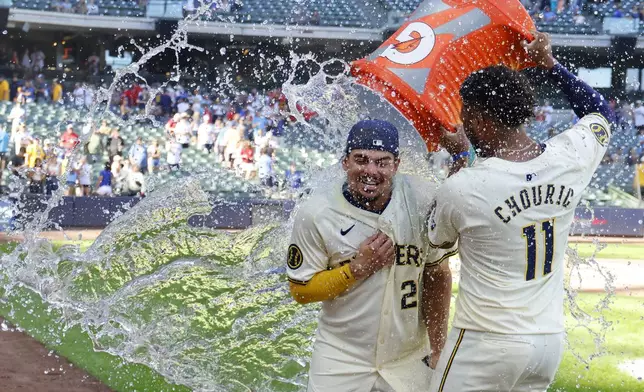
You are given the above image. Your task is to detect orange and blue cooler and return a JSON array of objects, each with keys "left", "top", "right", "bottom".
[{"left": 351, "top": 0, "right": 536, "bottom": 151}]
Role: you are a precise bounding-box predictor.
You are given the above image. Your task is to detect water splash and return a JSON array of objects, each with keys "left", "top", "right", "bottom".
[{"left": 0, "top": 7, "right": 626, "bottom": 392}]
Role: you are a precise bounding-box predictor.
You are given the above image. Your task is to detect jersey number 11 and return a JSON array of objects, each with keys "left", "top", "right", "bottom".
[{"left": 522, "top": 219, "right": 555, "bottom": 281}]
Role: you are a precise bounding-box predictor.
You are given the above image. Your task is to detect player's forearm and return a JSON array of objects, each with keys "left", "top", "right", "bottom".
[
  {"left": 289, "top": 264, "right": 356, "bottom": 304},
  {"left": 422, "top": 263, "right": 452, "bottom": 358},
  {"left": 547, "top": 63, "right": 615, "bottom": 124}
]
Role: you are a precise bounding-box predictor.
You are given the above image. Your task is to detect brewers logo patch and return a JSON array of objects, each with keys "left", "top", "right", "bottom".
[
  {"left": 287, "top": 244, "right": 303, "bottom": 270},
  {"left": 590, "top": 123, "right": 609, "bottom": 147}
]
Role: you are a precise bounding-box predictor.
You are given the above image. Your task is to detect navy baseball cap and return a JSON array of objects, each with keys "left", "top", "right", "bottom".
[{"left": 345, "top": 120, "right": 399, "bottom": 157}]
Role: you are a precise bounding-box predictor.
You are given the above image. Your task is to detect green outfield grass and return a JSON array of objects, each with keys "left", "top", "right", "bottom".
[
  {"left": 0, "top": 239, "right": 642, "bottom": 391},
  {"left": 569, "top": 242, "right": 644, "bottom": 260}
]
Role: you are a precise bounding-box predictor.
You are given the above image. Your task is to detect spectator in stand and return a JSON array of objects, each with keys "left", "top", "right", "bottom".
[
  {"left": 62, "top": 0, "right": 73, "bottom": 12},
  {"left": 176, "top": 97, "right": 191, "bottom": 113},
  {"left": 43, "top": 139, "right": 56, "bottom": 161},
  {"left": 95, "top": 162, "right": 113, "bottom": 196},
  {"left": 13, "top": 123, "right": 31, "bottom": 155},
  {"left": 253, "top": 128, "right": 268, "bottom": 156},
  {"left": 88, "top": 53, "right": 100, "bottom": 75},
  {"left": 9, "top": 75, "right": 22, "bottom": 102},
  {"left": 27, "top": 158, "right": 45, "bottom": 194},
  {"left": 87, "top": 0, "right": 99, "bottom": 15},
  {"left": 257, "top": 147, "right": 274, "bottom": 188},
  {"left": 197, "top": 119, "right": 215, "bottom": 153},
  {"left": 0, "top": 75, "right": 9, "bottom": 101},
  {"left": 128, "top": 136, "right": 148, "bottom": 174},
  {"left": 21, "top": 80, "right": 35, "bottom": 103},
  {"left": 34, "top": 74, "right": 49, "bottom": 103},
  {"left": 10, "top": 147, "right": 26, "bottom": 178},
  {"left": 633, "top": 100, "right": 644, "bottom": 132},
  {"left": 543, "top": 6, "right": 557, "bottom": 21},
  {"left": 7, "top": 101, "right": 25, "bottom": 138},
  {"left": 0, "top": 125, "right": 9, "bottom": 191},
  {"left": 573, "top": 10, "right": 586, "bottom": 24},
  {"left": 613, "top": 5, "right": 624, "bottom": 18},
  {"left": 84, "top": 86, "right": 95, "bottom": 108},
  {"left": 86, "top": 127, "right": 104, "bottom": 163},
  {"left": 239, "top": 141, "right": 256, "bottom": 180},
  {"left": 51, "top": 78, "right": 63, "bottom": 104},
  {"left": 124, "top": 83, "right": 142, "bottom": 108},
  {"left": 635, "top": 156, "right": 644, "bottom": 199},
  {"left": 20, "top": 49, "right": 30, "bottom": 70},
  {"left": 107, "top": 128, "right": 125, "bottom": 162},
  {"left": 59, "top": 124, "right": 80, "bottom": 152},
  {"left": 123, "top": 164, "right": 145, "bottom": 197},
  {"left": 75, "top": 0, "right": 88, "bottom": 14},
  {"left": 75, "top": 155, "right": 92, "bottom": 196},
  {"left": 72, "top": 83, "right": 86, "bottom": 107},
  {"left": 26, "top": 138, "right": 45, "bottom": 168},
  {"left": 60, "top": 153, "right": 77, "bottom": 196},
  {"left": 225, "top": 124, "right": 243, "bottom": 169},
  {"left": 111, "top": 155, "right": 125, "bottom": 193},
  {"left": 165, "top": 113, "right": 180, "bottom": 139},
  {"left": 626, "top": 147, "right": 640, "bottom": 166},
  {"left": 156, "top": 89, "right": 173, "bottom": 115},
  {"left": 44, "top": 156, "right": 59, "bottom": 195},
  {"left": 284, "top": 162, "right": 303, "bottom": 192},
  {"left": 31, "top": 48, "right": 45, "bottom": 73},
  {"left": 215, "top": 121, "right": 230, "bottom": 163},
  {"left": 175, "top": 113, "right": 192, "bottom": 148},
  {"left": 166, "top": 138, "right": 182, "bottom": 171},
  {"left": 138, "top": 86, "right": 150, "bottom": 110},
  {"left": 147, "top": 139, "right": 161, "bottom": 173}
]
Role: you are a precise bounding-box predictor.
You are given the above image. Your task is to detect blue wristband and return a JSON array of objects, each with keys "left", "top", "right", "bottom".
[{"left": 451, "top": 151, "right": 470, "bottom": 161}]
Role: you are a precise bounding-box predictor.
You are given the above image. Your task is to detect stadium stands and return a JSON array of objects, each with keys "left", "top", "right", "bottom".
[
  {"left": 15, "top": 0, "right": 641, "bottom": 33},
  {"left": 12, "top": 0, "right": 146, "bottom": 17}
]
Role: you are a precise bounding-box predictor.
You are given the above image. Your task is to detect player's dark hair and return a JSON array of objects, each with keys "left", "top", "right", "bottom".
[{"left": 460, "top": 66, "right": 535, "bottom": 128}]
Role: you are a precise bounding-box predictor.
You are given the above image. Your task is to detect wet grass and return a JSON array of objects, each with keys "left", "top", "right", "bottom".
[
  {"left": 0, "top": 240, "right": 642, "bottom": 391},
  {"left": 570, "top": 242, "right": 644, "bottom": 261},
  {"left": 0, "top": 242, "right": 189, "bottom": 392}
]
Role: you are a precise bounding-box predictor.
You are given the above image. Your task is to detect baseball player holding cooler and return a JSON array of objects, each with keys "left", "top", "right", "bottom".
[
  {"left": 427, "top": 31, "right": 615, "bottom": 392},
  {"left": 287, "top": 120, "right": 457, "bottom": 392}
]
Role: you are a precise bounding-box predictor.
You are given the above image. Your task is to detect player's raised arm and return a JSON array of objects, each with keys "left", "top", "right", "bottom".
[{"left": 522, "top": 31, "right": 615, "bottom": 125}]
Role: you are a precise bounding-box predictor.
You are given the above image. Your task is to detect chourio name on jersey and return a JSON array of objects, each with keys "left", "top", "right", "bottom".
[{"left": 494, "top": 184, "right": 575, "bottom": 224}]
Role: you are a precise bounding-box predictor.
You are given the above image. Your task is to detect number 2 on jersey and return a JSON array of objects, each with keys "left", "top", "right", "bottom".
[
  {"left": 522, "top": 219, "right": 555, "bottom": 281},
  {"left": 401, "top": 280, "right": 418, "bottom": 309}
]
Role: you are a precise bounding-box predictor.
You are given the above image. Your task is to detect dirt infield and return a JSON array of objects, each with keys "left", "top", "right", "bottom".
[{"left": 0, "top": 318, "right": 111, "bottom": 392}]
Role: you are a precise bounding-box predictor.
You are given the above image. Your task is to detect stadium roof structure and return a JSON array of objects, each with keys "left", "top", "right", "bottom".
[{"left": 4, "top": 2, "right": 644, "bottom": 48}]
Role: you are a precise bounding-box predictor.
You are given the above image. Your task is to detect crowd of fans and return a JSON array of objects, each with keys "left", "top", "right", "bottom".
[
  {"left": 1, "top": 75, "right": 308, "bottom": 199},
  {"left": 48, "top": 0, "right": 147, "bottom": 15},
  {"left": 0, "top": 69, "right": 642, "bottom": 201}
]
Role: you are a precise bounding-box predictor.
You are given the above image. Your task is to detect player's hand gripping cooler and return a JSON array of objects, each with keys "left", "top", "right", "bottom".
[{"left": 351, "top": 0, "right": 536, "bottom": 151}]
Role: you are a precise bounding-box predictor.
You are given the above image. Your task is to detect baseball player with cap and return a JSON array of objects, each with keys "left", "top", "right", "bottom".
[{"left": 287, "top": 119, "right": 457, "bottom": 392}]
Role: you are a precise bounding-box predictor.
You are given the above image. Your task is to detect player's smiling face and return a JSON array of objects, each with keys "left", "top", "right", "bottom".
[{"left": 342, "top": 149, "right": 399, "bottom": 205}]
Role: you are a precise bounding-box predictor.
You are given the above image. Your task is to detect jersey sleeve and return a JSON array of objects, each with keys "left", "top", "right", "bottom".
[
  {"left": 559, "top": 113, "right": 611, "bottom": 175},
  {"left": 286, "top": 208, "right": 329, "bottom": 284},
  {"left": 426, "top": 179, "right": 464, "bottom": 250},
  {"left": 425, "top": 243, "right": 458, "bottom": 267}
]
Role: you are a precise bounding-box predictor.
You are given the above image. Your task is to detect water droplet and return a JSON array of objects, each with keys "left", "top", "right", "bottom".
[{"left": 1, "top": 30, "right": 7, "bottom": 35}]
